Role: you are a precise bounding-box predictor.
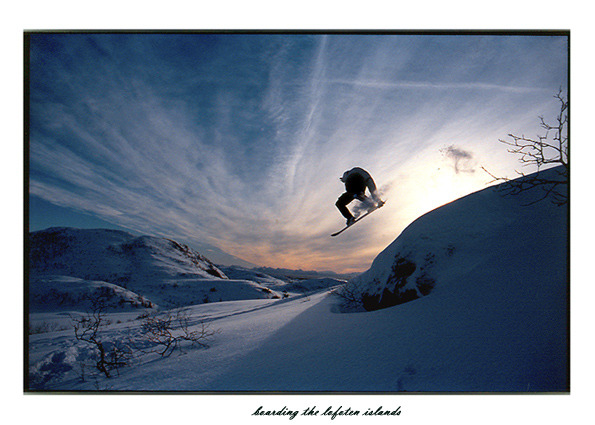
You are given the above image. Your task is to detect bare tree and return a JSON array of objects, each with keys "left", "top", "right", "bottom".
[
  {"left": 333, "top": 283, "right": 365, "bottom": 311},
  {"left": 483, "top": 89, "right": 568, "bottom": 205},
  {"left": 70, "top": 295, "right": 132, "bottom": 378},
  {"left": 141, "top": 309, "right": 216, "bottom": 357}
]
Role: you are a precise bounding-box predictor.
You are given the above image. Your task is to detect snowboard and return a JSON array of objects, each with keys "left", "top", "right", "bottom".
[{"left": 331, "top": 201, "right": 385, "bottom": 237}]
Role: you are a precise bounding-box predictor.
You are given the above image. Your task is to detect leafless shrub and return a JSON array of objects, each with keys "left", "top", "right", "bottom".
[
  {"left": 141, "top": 309, "right": 216, "bottom": 357},
  {"left": 70, "top": 296, "right": 132, "bottom": 378},
  {"left": 333, "top": 282, "right": 365, "bottom": 311},
  {"left": 483, "top": 88, "right": 568, "bottom": 206}
]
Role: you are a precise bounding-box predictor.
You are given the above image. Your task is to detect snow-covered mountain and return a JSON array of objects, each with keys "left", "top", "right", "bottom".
[
  {"left": 28, "top": 228, "right": 280, "bottom": 309},
  {"left": 27, "top": 167, "right": 569, "bottom": 392},
  {"left": 30, "top": 227, "right": 227, "bottom": 280}
]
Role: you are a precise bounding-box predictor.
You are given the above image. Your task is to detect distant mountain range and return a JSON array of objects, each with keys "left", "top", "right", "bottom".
[{"left": 28, "top": 227, "right": 343, "bottom": 310}]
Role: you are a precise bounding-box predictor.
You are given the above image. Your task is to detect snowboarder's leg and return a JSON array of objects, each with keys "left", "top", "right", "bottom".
[
  {"left": 336, "top": 192, "right": 356, "bottom": 221},
  {"left": 356, "top": 193, "right": 376, "bottom": 210},
  {"left": 365, "top": 177, "right": 383, "bottom": 206}
]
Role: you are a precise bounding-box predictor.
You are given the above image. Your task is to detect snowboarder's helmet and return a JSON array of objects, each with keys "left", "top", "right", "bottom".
[{"left": 340, "top": 171, "right": 349, "bottom": 182}]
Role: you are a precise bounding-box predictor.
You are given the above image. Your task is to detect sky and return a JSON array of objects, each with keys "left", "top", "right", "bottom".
[{"left": 27, "top": 32, "right": 568, "bottom": 273}]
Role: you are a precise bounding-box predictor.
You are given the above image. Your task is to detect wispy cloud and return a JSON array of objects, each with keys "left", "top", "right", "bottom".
[
  {"left": 28, "top": 33, "right": 568, "bottom": 272},
  {"left": 326, "top": 78, "right": 549, "bottom": 93}
]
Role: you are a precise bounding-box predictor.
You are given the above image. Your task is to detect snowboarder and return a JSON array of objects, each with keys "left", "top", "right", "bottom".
[{"left": 336, "top": 167, "right": 384, "bottom": 226}]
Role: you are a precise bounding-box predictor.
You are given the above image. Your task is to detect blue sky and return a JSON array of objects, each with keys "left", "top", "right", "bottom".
[{"left": 28, "top": 33, "right": 568, "bottom": 272}]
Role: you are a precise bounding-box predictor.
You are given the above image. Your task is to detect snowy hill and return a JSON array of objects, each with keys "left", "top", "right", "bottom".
[
  {"left": 27, "top": 168, "right": 568, "bottom": 392},
  {"left": 28, "top": 228, "right": 283, "bottom": 309},
  {"left": 30, "top": 227, "right": 227, "bottom": 280},
  {"left": 29, "top": 275, "right": 154, "bottom": 312},
  {"left": 347, "top": 166, "right": 568, "bottom": 312}
]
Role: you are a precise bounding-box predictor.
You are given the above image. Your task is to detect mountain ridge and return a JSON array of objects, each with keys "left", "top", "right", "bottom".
[{"left": 28, "top": 227, "right": 279, "bottom": 309}]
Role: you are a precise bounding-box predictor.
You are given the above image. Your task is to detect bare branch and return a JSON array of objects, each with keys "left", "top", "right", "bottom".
[
  {"left": 482, "top": 89, "right": 568, "bottom": 205},
  {"left": 141, "top": 309, "right": 216, "bottom": 357}
]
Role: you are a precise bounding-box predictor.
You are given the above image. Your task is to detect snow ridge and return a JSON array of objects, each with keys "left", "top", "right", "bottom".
[{"left": 29, "top": 228, "right": 277, "bottom": 309}]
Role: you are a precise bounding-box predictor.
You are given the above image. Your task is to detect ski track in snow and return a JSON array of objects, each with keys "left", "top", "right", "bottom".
[{"left": 28, "top": 290, "right": 332, "bottom": 391}]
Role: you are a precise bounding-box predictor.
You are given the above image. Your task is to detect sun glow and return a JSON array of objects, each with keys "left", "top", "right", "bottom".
[
  {"left": 391, "top": 160, "right": 489, "bottom": 231},
  {"left": 421, "top": 169, "right": 475, "bottom": 211}
]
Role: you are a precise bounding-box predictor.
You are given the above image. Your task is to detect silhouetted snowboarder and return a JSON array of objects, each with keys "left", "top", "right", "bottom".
[{"left": 335, "top": 167, "right": 385, "bottom": 228}]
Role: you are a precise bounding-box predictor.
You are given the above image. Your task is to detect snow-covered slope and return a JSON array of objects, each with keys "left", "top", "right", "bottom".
[
  {"left": 220, "top": 265, "right": 347, "bottom": 295},
  {"left": 28, "top": 228, "right": 282, "bottom": 308},
  {"left": 348, "top": 166, "right": 568, "bottom": 311},
  {"left": 27, "top": 167, "right": 569, "bottom": 392},
  {"left": 196, "top": 168, "right": 568, "bottom": 392},
  {"left": 30, "top": 227, "right": 227, "bottom": 280},
  {"left": 29, "top": 275, "right": 154, "bottom": 312}
]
